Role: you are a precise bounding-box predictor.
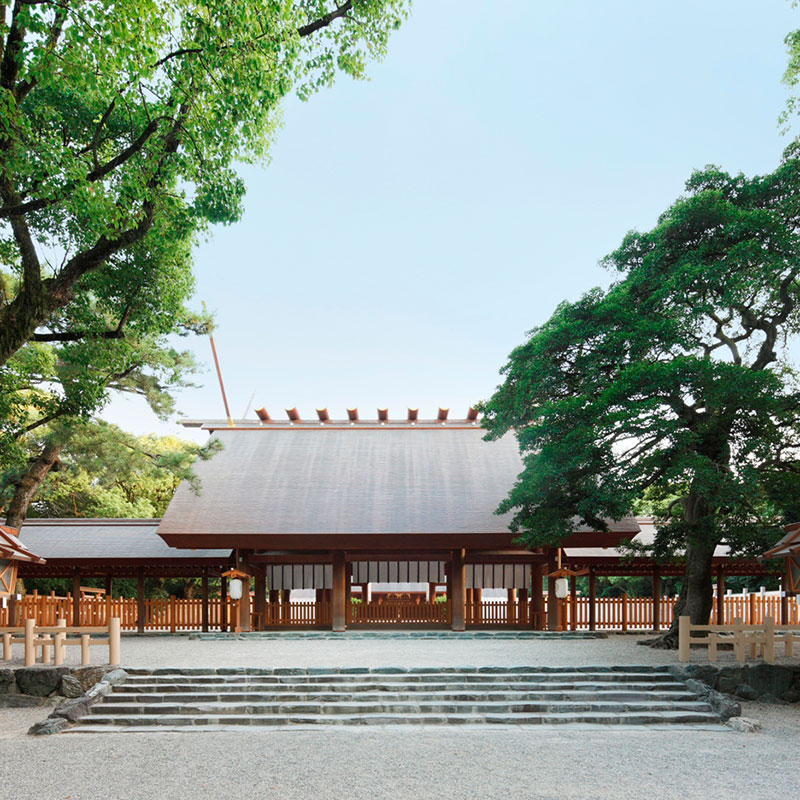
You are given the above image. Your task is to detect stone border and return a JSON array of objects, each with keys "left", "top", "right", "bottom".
[
  {"left": 669, "top": 663, "right": 800, "bottom": 704},
  {"left": 0, "top": 666, "right": 130, "bottom": 735},
  {"left": 189, "top": 631, "right": 610, "bottom": 640}
]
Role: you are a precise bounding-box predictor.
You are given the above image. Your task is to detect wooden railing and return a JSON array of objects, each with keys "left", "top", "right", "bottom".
[
  {"left": 262, "top": 601, "right": 331, "bottom": 627},
  {"left": 1, "top": 618, "right": 121, "bottom": 666},
  {"left": 2, "top": 591, "right": 798, "bottom": 631},
  {"left": 352, "top": 601, "right": 450, "bottom": 625},
  {"left": 678, "top": 615, "right": 800, "bottom": 663}
]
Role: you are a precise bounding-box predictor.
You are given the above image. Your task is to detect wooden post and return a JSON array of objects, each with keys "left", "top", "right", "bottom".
[
  {"left": 748, "top": 591, "right": 756, "bottom": 625},
  {"left": 72, "top": 570, "right": 81, "bottom": 628},
  {"left": 281, "top": 589, "right": 290, "bottom": 626},
  {"left": 465, "top": 587, "right": 473, "bottom": 625},
  {"left": 531, "top": 562, "right": 544, "bottom": 630},
  {"left": 716, "top": 569, "right": 725, "bottom": 625},
  {"left": 569, "top": 576, "right": 577, "bottom": 631},
  {"left": 24, "top": 617, "right": 35, "bottom": 666},
  {"left": 201, "top": 569, "right": 210, "bottom": 632},
  {"left": 109, "top": 617, "right": 121, "bottom": 665},
  {"left": 253, "top": 564, "right": 265, "bottom": 632},
  {"left": 270, "top": 589, "right": 280, "bottom": 626},
  {"left": 546, "top": 549, "right": 558, "bottom": 631},
  {"left": 781, "top": 583, "right": 789, "bottom": 626},
  {"left": 450, "top": 549, "right": 466, "bottom": 632},
  {"left": 678, "top": 615, "right": 691, "bottom": 662},
  {"left": 236, "top": 551, "right": 252, "bottom": 633},
  {"left": 507, "top": 588, "right": 517, "bottom": 626},
  {"left": 80, "top": 634, "right": 90, "bottom": 666},
  {"left": 621, "top": 592, "right": 628, "bottom": 632},
  {"left": 428, "top": 581, "right": 437, "bottom": 601},
  {"left": 588, "top": 567, "right": 597, "bottom": 632},
  {"left": 518, "top": 587, "right": 528, "bottom": 625},
  {"left": 332, "top": 552, "right": 346, "bottom": 632},
  {"left": 652, "top": 571, "right": 661, "bottom": 633},
  {"left": 136, "top": 568, "right": 145, "bottom": 634},
  {"left": 220, "top": 576, "right": 228, "bottom": 632},
  {"left": 474, "top": 587, "right": 483, "bottom": 624},
  {"left": 169, "top": 595, "right": 177, "bottom": 633},
  {"left": 345, "top": 564, "right": 353, "bottom": 626},
  {"left": 8, "top": 592, "right": 16, "bottom": 627},
  {"left": 54, "top": 618, "right": 67, "bottom": 666}
]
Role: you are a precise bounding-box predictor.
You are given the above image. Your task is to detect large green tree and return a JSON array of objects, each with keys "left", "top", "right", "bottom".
[
  {"left": 480, "top": 147, "right": 800, "bottom": 646},
  {"left": 1, "top": 419, "right": 218, "bottom": 521},
  {"left": 0, "top": 0, "right": 408, "bottom": 366}
]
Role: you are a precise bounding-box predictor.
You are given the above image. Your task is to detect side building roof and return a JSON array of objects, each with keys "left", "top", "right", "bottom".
[{"left": 16, "top": 519, "right": 231, "bottom": 578}]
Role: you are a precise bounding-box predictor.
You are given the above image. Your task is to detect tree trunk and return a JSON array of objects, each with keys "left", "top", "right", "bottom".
[
  {"left": 645, "top": 491, "right": 718, "bottom": 649},
  {"left": 4, "top": 442, "right": 62, "bottom": 529}
]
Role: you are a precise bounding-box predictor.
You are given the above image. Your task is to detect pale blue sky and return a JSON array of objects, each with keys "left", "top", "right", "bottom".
[{"left": 104, "top": 0, "right": 800, "bottom": 442}]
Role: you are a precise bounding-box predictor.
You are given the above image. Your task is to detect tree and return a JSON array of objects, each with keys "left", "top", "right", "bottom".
[
  {"left": 479, "top": 146, "right": 800, "bottom": 646},
  {"left": 1, "top": 419, "right": 220, "bottom": 521},
  {"left": 0, "top": 0, "right": 408, "bottom": 366}
]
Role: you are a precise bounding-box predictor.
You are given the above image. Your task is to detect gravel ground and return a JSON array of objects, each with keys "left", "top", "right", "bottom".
[
  {"left": 0, "top": 703, "right": 798, "bottom": 800},
  {"left": 7, "top": 631, "right": 800, "bottom": 670},
  {"left": 2, "top": 636, "right": 799, "bottom": 800}
]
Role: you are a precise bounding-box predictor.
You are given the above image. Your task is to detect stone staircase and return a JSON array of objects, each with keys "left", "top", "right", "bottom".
[{"left": 68, "top": 666, "right": 723, "bottom": 730}]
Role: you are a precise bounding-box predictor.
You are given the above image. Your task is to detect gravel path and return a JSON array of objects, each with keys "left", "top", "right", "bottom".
[
  {"left": 5, "top": 632, "right": 790, "bottom": 670},
  {"left": 2, "top": 636, "right": 799, "bottom": 799},
  {"left": 0, "top": 703, "right": 798, "bottom": 800}
]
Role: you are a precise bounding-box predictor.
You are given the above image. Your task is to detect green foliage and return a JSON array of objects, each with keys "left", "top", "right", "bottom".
[
  {"left": 0, "top": 1, "right": 410, "bottom": 368},
  {"left": 480, "top": 146, "right": 800, "bottom": 564},
  {"left": 0, "top": 419, "right": 221, "bottom": 519}
]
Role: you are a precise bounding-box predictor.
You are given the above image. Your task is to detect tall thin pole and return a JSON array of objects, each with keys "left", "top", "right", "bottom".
[{"left": 202, "top": 302, "right": 233, "bottom": 427}]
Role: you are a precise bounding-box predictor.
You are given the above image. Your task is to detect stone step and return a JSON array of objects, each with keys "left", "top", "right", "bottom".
[
  {"left": 74, "top": 709, "right": 722, "bottom": 727},
  {"left": 104, "top": 688, "right": 698, "bottom": 704},
  {"left": 113, "top": 680, "right": 689, "bottom": 696},
  {"left": 120, "top": 672, "right": 679, "bottom": 687},
  {"left": 89, "top": 699, "right": 714, "bottom": 716},
  {"left": 127, "top": 665, "right": 670, "bottom": 676}
]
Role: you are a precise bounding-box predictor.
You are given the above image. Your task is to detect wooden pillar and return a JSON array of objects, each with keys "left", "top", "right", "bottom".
[
  {"left": 518, "top": 587, "right": 528, "bottom": 626},
  {"left": 716, "top": 568, "right": 725, "bottom": 625},
  {"left": 72, "top": 570, "right": 81, "bottom": 628},
  {"left": 781, "top": 572, "right": 790, "bottom": 626},
  {"left": 546, "top": 549, "right": 558, "bottom": 631},
  {"left": 236, "top": 552, "right": 252, "bottom": 633},
  {"left": 465, "top": 587, "right": 473, "bottom": 624},
  {"left": 569, "top": 575, "right": 577, "bottom": 631},
  {"left": 652, "top": 570, "right": 661, "bottom": 632},
  {"left": 270, "top": 589, "right": 280, "bottom": 626},
  {"left": 281, "top": 587, "right": 290, "bottom": 623},
  {"left": 507, "top": 587, "right": 517, "bottom": 625},
  {"left": 345, "top": 564, "right": 353, "bottom": 625},
  {"left": 220, "top": 576, "right": 228, "bottom": 633},
  {"left": 428, "top": 581, "right": 437, "bottom": 601},
  {"left": 588, "top": 567, "right": 596, "bottom": 631},
  {"left": 531, "top": 562, "right": 545, "bottom": 630},
  {"left": 136, "top": 568, "right": 145, "bottom": 634},
  {"left": 8, "top": 591, "right": 17, "bottom": 627},
  {"left": 104, "top": 574, "right": 113, "bottom": 597},
  {"left": 360, "top": 582, "right": 368, "bottom": 603},
  {"left": 450, "top": 549, "right": 466, "bottom": 631},
  {"left": 253, "top": 564, "right": 266, "bottom": 632},
  {"left": 332, "top": 552, "right": 347, "bottom": 632},
  {"left": 474, "top": 587, "right": 483, "bottom": 623},
  {"left": 201, "top": 569, "right": 209, "bottom": 633}
]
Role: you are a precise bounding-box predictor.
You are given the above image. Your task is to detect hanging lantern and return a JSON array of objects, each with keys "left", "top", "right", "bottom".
[
  {"left": 229, "top": 578, "right": 243, "bottom": 600},
  {"left": 554, "top": 577, "right": 569, "bottom": 599}
]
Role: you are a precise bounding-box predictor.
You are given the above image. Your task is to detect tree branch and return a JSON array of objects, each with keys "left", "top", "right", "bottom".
[{"left": 298, "top": 1, "right": 355, "bottom": 37}]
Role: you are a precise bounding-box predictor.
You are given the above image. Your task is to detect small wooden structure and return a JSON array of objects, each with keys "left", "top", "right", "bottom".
[
  {"left": 0, "top": 524, "right": 45, "bottom": 597},
  {"left": 678, "top": 615, "right": 800, "bottom": 664}
]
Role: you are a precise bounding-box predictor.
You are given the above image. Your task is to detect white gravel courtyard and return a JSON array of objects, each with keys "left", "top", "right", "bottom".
[{"left": 2, "top": 634, "right": 799, "bottom": 800}]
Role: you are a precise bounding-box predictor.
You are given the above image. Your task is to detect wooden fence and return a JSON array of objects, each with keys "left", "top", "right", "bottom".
[
  {"left": 2, "top": 590, "right": 798, "bottom": 631},
  {"left": 352, "top": 600, "right": 449, "bottom": 625}
]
